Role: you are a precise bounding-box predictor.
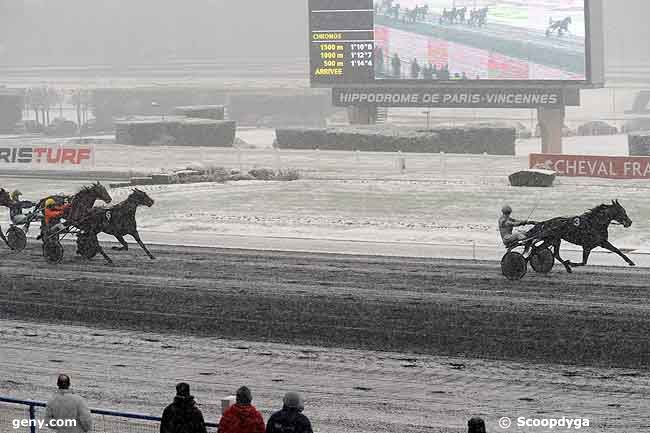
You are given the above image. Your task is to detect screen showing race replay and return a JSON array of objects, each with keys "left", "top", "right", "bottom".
[{"left": 309, "top": 0, "right": 589, "bottom": 85}]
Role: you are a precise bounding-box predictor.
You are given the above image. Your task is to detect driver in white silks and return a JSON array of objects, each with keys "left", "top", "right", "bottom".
[
  {"left": 8, "top": 190, "right": 35, "bottom": 225},
  {"left": 499, "top": 205, "right": 537, "bottom": 248}
]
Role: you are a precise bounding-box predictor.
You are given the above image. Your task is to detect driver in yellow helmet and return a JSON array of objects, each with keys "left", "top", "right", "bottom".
[{"left": 43, "top": 197, "right": 71, "bottom": 236}]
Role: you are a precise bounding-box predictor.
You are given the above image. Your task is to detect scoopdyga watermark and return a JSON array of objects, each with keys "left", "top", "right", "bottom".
[{"left": 499, "top": 416, "right": 590, "bottom": 430}]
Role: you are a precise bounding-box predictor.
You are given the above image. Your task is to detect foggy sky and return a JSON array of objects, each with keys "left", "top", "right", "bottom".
[
  {"left": 0, "top": 0, "right": 648, "bottom": 69},
  {"left": 0, "top": 0, "right": 307, "bottom": 66}
]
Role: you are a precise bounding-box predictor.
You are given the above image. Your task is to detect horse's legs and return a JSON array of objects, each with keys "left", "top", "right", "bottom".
[
  {"left": 569, "top": 247, "right": 592, "bottom": 267},
  {"left": 112, "top": 235, "right": 129, "bottom": 251},
  {"left": 552, "top": 240, "right": 573, "bottom": 273},
  {"left": 93, "top": 234, "right": 114, "bottom": 265},
  {"left": 132, "top": 232, "right": 155, "bottom": 260},
  {"left": 600, "top": 240, "right": 636, "bottom": 266},
  {"left": 0, "top": 225, "right": 8, "bottom": 247}
]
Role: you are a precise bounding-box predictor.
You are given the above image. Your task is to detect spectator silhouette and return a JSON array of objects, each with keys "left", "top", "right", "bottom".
[
  {"left": 410, "top": 58, "right": 421, "bottom": 79},
  {"left": 391, "top": 54, "right": 402, "bottom": 78},
  {"left": 45, "top": 374, "right": 93, "bottom": 433},
  {"left": 160, "top": 383, "right": 207, "bottom": 433},
  {"left": 218, "top": 386, "right": 265, "bottom": 433},
  {"left": 468, "top": 417, "right": 486, "bottom": 433},
  {"left": 422, "top": 63, "right": 434, "bottom": 80},
  {"left": 265, "top": 392, "right": 313, "bottom": 433},
  {"left": 375, "top": 47, "right": 385, "bottom": 75}
]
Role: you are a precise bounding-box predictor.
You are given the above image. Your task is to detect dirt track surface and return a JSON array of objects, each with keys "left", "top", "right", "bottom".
[
  {"left": 0, "top": 243, "right": 649, "bottom": 369},
  {"left": 3, "top": 320, "right": 650, "bottom": 433}
]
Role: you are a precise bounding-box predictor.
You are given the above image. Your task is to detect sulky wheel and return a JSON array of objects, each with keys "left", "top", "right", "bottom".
[
  {"left": 77, "top": 233, "right": 99, "bottom": 259},
  {"left": 530, "top": 247, "right": 554, "bottom": 274},
  {"left": 501, "top": 251, "right": 528, "bottom": 281},
  {"left": 6, "top": 226, "right": 27, "bottom": 252},
  {"left": 43, "top": 239, "right": 64, "bottom": 264}
]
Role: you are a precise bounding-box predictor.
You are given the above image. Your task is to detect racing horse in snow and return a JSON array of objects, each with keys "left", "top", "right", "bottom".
[
  {"left": 524, "top": 200, "right": 635, "bottom": 273},
  {"left": 97, "top": 188, "right": 156, "bottom": 260},
  {"left": 546, "top": 16, "right": 572, "bottom": 37},
  {"left": 39, "top": 182, "right": 113, "bottom": 264}
]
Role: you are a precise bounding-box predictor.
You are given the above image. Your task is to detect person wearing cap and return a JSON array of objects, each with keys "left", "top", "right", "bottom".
[
  {"left": 38, "top": 197, "right": 71, "bottom": 240},
  {"left": 160, "top": 382, "right": 208, "bottom": 433},
  {"left": 467, "top": 417, "right": 486, "bottom": 433},
  {"left": 45, "top": 374, "right": 93, "bottom": 433},
  {"left": 499, "top": 204, "right": 536, "bottom": 247},
  {"left": 8, "top": 190, "right": 35, "bottom": 225},
  {"left": 265, "top": 392, "right": 313, "bottom": 433},
  {"left": 218, "top": 386, "right": 265, "bottom": 433}
]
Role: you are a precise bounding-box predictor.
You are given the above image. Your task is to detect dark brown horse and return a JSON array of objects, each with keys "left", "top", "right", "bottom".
[
  {"left": 101, "top": 188, "right": 156, "bottom": 259},
  {"left": 526, "top": 200, "right": 634, "bottom": 273}
]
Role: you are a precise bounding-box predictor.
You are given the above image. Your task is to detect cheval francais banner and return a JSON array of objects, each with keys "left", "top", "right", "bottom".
[{"left": 530, "top": 154, "right": 650, "bottom": 180}]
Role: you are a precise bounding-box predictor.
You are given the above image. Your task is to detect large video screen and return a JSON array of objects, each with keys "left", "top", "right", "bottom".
[{"left": 309, "top": 0, "right": 589, "bottom": 85}]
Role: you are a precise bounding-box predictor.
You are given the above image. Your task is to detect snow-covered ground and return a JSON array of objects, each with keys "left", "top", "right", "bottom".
[{"left": 1, "top": 132, "right": 648, "bottom": 256}]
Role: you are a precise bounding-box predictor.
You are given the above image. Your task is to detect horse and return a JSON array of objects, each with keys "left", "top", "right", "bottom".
[
  {"left": 469, "top": 7, "right": 488, "bottom": 27},
  {"left": 99, "top": 188, "right": 156, "bottom": 260},
  {"left": 415, "top": 5, "right": 428, "bottom": 21},
  {"left": 38, "top": 182, "right": 113, "bottom": 264},
  {"left": 525, "top": 200, "right": 634, "bottom": 273},
  {"left": 456, "top": 7, "right": 467, "bottom": 24},
  {"left": 546, "top": 16, "right": 572, "bottom": 37},
  {"left": 390, "top": 4, "right": 401, "bottom": 20},
  {"left": 439, "top": 7, "right": 456, "bottom": 24},
  {"left": 67, "top": 182, "right": 113, "bottom": 224}
]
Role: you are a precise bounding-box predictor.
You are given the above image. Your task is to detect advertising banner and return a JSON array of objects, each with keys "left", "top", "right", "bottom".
[
  {"left": 530, "top": 153, "right": 650, "bottom": 179},
  {"left": 333, "top": 87, "right": 577, "bottom": 108},
  {"left": 0, "top": 145, "right": 94, "bottom": 166}
]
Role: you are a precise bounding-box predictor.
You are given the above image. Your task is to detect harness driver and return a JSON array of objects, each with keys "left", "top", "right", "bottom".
[
  {"left": 499, "top": 205, "right": 537, "bottom": 248},
  {"left": 8, "top": 190, "right": 35, "bottom": 225}
]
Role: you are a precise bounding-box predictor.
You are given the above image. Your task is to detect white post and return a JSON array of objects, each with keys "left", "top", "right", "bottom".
[
  {"left": 273, "top": 147, "right": 281, "bottom": 171},
  {"left": 440, "top": 151, "right": 446, "bottom": 181},
  {"left": 397, "top": 151, "right": 406, "bottom": 174},
  {"left": 237, "top": 147, "right": 243, "bottom": 172},
  {"left": 482, "top": 151, "right": 488, "bottom": 184},
  {"left": 355, "top": 149, "right": 360, "bottom": 163},
  {"left": 315, "top": 148, "right": 321, "bottom": 171}
]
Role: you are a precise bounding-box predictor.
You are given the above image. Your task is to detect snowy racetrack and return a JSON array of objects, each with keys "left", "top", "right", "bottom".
[
  {"left": 1, "top": 244, "right": 650, "bottom": 432},
  {"left": 1, "top": 243, "right": 648, "bottom": 368}
]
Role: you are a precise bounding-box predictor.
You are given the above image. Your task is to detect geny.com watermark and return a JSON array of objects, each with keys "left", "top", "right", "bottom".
[
  {"left": 12, "top": 418, "right": 77, "bottom": 429},
  {"left": 499, "top": 416, "right": 590, "bottom": 430}
]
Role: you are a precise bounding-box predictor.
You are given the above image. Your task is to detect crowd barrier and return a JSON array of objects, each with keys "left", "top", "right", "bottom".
[{"left": 0, "top": 396, "right": 219, "bottom": 433}]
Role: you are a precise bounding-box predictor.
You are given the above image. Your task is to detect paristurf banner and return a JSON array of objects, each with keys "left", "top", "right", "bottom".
[{"left": 0, "top": 145, "right": 94, "bottom": 166}]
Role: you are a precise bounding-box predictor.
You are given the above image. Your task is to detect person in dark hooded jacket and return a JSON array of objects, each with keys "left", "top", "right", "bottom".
[
  {"left": 265, "top": 392, "right": 313, "bottom": 433},
  {"left": 467, "top": 417, "right": 486, "bottom": 433},
  {"left": 218, "top": 386, "right": 265, "bottom": 433},
  {"left": 160, "top": 382, "right": 208, "bottom": 433}
]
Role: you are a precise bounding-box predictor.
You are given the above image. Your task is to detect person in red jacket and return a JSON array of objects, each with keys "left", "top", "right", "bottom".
[{"left": 218, "top": 386, "right": 265, "bottom": 433}]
